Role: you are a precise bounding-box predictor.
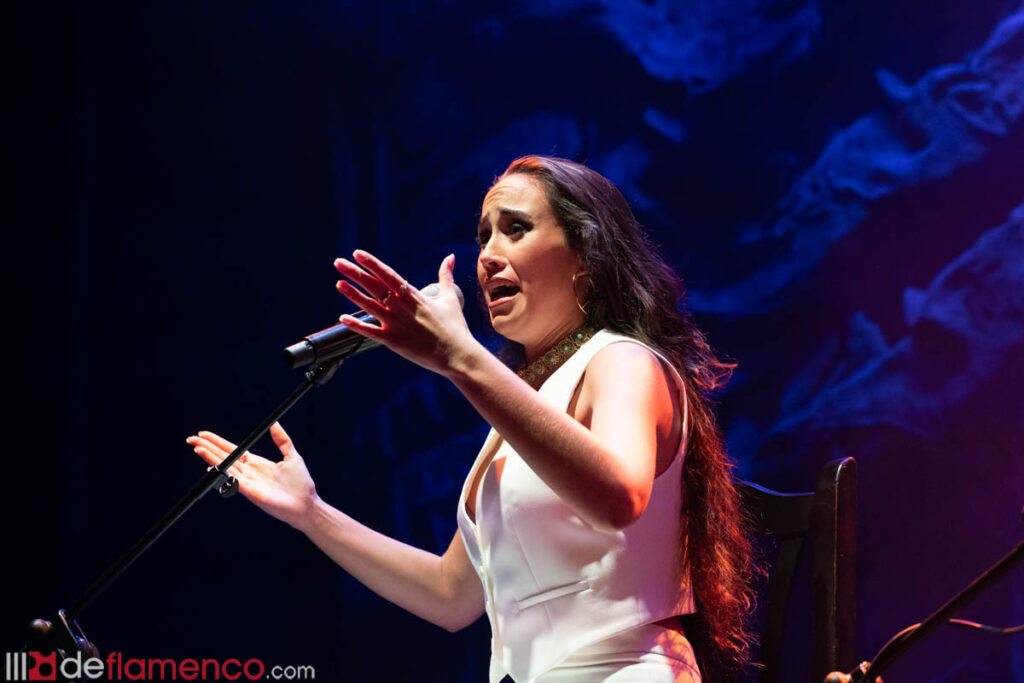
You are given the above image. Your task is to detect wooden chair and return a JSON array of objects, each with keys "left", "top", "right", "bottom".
[{"left": 737, "top": 457, "right": 857, "bottom": 682}]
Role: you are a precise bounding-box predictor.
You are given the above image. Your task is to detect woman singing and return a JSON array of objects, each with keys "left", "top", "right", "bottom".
[{"left": 188, "top": 156, "right": 755, "bottom": 682}]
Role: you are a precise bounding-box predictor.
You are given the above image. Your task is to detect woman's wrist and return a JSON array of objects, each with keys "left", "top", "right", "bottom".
[
  {"left": 442, "top": 336, "right": 493, "bottom": 384},
  {"left": 292, "top": 492, "right": 330, "bottom": 535}
]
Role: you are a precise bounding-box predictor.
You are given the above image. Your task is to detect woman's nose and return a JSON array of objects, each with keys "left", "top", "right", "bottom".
[{"left": 479, "top": 239, "right": 507, "bottom": 273}]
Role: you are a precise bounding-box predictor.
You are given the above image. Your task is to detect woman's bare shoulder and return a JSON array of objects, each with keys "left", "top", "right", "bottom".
[{"left": 581, "top": 339, "right": 675, "bottom": 403}]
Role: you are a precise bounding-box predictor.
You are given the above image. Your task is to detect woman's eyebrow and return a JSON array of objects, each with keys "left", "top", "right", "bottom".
[{"left": 478, "top": 208, "right": 533, "bottom": 230}]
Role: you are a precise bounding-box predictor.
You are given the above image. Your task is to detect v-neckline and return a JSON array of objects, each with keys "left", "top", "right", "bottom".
[
  {"left": 459, "top": 330, "right": 605, "bottom": 528},
  {"left": 463, "top": 429, "right": 506, "bottom": 525}
]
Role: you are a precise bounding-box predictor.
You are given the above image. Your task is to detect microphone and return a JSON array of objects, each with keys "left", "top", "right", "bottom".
[{"left": 282, "top": 282, "right": 464, "bottom": 368}]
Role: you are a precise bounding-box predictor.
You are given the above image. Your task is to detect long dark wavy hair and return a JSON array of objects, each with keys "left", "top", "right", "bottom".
[{"left": 496, "top": 155, "right": 758, "bottom": 677}]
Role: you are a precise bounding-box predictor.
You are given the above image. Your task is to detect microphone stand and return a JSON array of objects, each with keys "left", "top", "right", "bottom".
[
  {"left": 23, "top": 355, "right": 348, "bottom": 678},
  {"left": 825, "top": 538, "right": 1024, "bottom": 683}
]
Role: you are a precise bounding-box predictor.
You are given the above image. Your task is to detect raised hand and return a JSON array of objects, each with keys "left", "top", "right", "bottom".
[
  {"left": 187, "top": 422, "right": 317, "bottom": 531},
  {"left": 333, "top": 250, "right": 481, "bottom": 376}
]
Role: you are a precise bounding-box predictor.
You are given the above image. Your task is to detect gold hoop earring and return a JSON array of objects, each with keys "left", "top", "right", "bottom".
[{"left": 572, "top": 271, "right": 589, "bottom": 316}]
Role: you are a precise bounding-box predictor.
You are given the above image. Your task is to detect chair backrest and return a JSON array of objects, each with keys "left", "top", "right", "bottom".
[{"left": 737, "top": 457, "right": 857, "bottom": 683}]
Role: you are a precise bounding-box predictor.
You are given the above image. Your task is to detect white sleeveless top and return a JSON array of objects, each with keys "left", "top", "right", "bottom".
[{"left": 456, "top": 329, "right": 695, "bottom": 683}]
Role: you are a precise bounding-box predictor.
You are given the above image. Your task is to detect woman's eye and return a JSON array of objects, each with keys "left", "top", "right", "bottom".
[{"left": 477, "top": 221, "right": 528, "bottom": 247}]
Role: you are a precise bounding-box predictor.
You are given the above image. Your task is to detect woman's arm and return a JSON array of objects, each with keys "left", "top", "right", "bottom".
[
  {"left": 335, "top": 252, "right": 680, "bottom": 532},
  {"left": 188, "top": 424, "right": 485, "bottom": 633},
  {"left": 300, "top": 501, "right": 486, "bottom": 633},
  {"left": 447, "top": 339, "right": 678, "bottom": 531}
]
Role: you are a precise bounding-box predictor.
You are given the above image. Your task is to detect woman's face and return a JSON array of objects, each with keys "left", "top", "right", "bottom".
[{"left": 477, "top": 173, "right": 586, "bottom": 359}]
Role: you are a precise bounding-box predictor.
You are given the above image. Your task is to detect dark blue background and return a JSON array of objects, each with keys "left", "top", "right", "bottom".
[{"left": 9, "top": 1, "right": 1023, "bottom": 681}]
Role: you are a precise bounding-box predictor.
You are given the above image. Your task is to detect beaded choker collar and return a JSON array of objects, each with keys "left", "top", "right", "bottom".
[{"left": 517, "top": 326, "right": 596, "bottom": 389}]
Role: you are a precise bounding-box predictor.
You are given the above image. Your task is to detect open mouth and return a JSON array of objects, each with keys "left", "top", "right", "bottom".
[{"left": 488, "top": 283, "right": 521, "bottom": 307}]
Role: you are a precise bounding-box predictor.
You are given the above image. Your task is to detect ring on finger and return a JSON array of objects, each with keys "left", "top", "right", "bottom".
[
  {"left": 380, "top": 291, "right": 393, "bottom": 306},
  {"left": 399, "top": 282, "right": 409, "bottom": 293}
]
